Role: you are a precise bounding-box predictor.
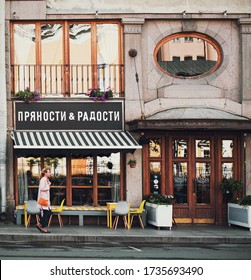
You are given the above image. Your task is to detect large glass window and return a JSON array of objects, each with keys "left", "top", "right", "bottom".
[
  {"left": 13, "top": 24, "right": 36, "bottom": 92},
  {"left": 17, "top": 156, "right": 66, "bottom": 205},
  {"left": 44, "top": 157, "right": 66, "bottom": 205},
  {"left": 97, "top": 153, "right": 120, "bottom": 205},
  {"left": 12, "top": 21, "right": 123, "bottom": 96},
  {"left": 16, "top": 154, "right": 122, "bottom": 206},
  {"left": 17, "top": 157, "right": 40, "bottom": 204},
  {"left": 71, "top": 157, "right": 94, "bottom": 206},
  {"left": 155, "top": 33, "right": 222, "bottom": 78}
]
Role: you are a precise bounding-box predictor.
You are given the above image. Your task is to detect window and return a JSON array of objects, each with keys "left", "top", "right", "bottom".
[
  {"left": 17, "top": 156, "right": 66, "bottom": 205},
  {"left": 12, "top": 21, "right": 123, "bottom": 96},
  {"left": 154, "top": 32, "right": 222, "bottom": 78},
  {"left": 16, "top": 153, "right": 121, "bottom": 206}
]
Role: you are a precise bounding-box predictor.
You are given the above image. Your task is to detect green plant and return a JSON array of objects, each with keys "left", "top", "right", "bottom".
[
  {"left": 127, "top": 159, "right": 136, "bottom": 165},
  {"left": 220, "top": 177, "right": 242, "bottom": 195},
  {"left": 220, "top": 177, "right": 242, "bottom": 203},
  {"left": 15, "top": 87, "right": 40, "bottom": 103},
  {"left": 239, "top": 195, "right": 251, "bottom": 206},
  {"left": 144, "top": 193, "right": 174, "bottom": 205},
  {"left": 86, "top": 87, "right": 113, "bottom": 101}
]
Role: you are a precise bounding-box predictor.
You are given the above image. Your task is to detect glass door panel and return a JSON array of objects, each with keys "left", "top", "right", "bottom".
[
  {"left": 173, "top": 162, "right": 188, "bottom": 204},
  {"left": 195, "top": 162, "right": 211, "bottom": 204}
]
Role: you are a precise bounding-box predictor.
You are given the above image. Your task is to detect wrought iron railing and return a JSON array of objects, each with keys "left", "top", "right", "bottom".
[{"left": 11, "top": 64, "right": 124, "bottom": 97}]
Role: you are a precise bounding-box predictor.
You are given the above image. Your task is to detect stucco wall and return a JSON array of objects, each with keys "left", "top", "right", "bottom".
[
  {"left": 139, "top": 20, "right": 240, "bottom": 120},
  {"left": 46, "top": 0, "right": 251, "bottom": 14}
]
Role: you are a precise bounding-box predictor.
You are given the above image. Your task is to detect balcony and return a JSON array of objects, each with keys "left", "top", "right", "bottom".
[{"left": 11, "top": 63, "right": 124, "bottom": 98}]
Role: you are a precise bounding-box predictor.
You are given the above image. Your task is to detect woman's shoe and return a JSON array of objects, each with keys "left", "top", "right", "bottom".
[
  {"left": 36, "top": 224, "right": 42, "bottom": 232},
  {"left": 40, "top": 228, "right": 51, "bottom": 233}
]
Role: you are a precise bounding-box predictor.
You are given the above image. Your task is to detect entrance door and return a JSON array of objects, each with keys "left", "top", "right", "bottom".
[
  {"left": 144, "top": 132, "right": 241, "bottom": 224},
  {"left": 172, "top": 136, "right": 215, "bottom": 223}
]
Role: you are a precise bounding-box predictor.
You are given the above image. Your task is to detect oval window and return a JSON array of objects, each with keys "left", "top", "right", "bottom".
[{"left": 154, "top": 33, "right": 222, "bottom": 78}]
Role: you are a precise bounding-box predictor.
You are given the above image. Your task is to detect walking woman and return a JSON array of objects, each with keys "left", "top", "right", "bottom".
[{"left": 37, "top": 168, "right": 51, "bottom": 233}]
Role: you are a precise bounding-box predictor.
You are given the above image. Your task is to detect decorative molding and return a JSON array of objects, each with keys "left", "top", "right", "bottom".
[
  {"left": 238, "top": 18, "right": 251, "bottom": 34},
  {"left": 122, "top": 18, "right": 145, "bottom": 34}
]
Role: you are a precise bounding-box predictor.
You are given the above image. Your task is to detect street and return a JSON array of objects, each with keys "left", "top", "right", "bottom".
[{"left": 0, "top": 241, "right": 251, "bottom": 260}]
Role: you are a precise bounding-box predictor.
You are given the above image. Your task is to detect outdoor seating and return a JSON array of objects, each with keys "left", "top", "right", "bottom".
[
  {"left": 129, "top": 200, "right": 146, "bottom": 229},
  {"left": 112, "top": 201, "right": 130, "bottom": 230},
  {"left": 48, "top": 199, "right": 65, "bottom": 227},
  {"left": 25, "top": 200, "right": 40, "bottom": 228}
]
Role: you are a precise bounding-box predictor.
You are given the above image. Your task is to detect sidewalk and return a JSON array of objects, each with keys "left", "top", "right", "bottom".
[{"left": 1, "top": 221, "right": 251, "bottom": 244}]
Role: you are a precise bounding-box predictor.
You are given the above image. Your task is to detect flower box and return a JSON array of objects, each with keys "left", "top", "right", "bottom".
[
  {"left": 228, "top": 203, "right": 251, "bottom": 231},
  {"left": 145, "top": 202, "right": 173, "bottom": 230}
]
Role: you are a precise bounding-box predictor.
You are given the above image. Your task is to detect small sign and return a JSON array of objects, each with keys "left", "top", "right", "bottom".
[{"left": 15, "top": 101, "right": 123, "bottom": 131}]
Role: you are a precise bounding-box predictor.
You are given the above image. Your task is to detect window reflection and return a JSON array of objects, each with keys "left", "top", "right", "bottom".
[
  {"left": 97, "top": 153, "right": 120, "bottom": 205},
  {"left": 173, "top": 162, "right": 187, "bottom": 204},
  {"left": 195, "top": 162, "right": 210, "bottom": 204},
  {"left": 222, "top": 140, "right": 233, "bottom": 158},
  {"left": 44, "top": 157, "right": 66, "bottom": 205},
  {"left": 14, "top": 24, "right": 36, "bottom": 92},
  {"left": 196, "top": 140, "right": 210, "bottom": 158},
  {"left": 70, "top": 24, "right": 92, "bottom": 94},
  {"left": 72, "top": 157, "right": 93, "bottom": 205},
  {"left": 173, "top": 139, "right": 187, "bottom": 158},
  {"left": 222, "top": 162, "right": 233, "bottom": 179},
  {"left": 156, "top": 34, "right": 220, "bottom": 77},
  {"left": 97, "top": 24, "right": 119, "bottom": 91},
  {"left": 149, "top": 139, "right": 161, "bottom": 157},
  {"left": 17, "top": 157, "right": 40, "bottom": 204}
]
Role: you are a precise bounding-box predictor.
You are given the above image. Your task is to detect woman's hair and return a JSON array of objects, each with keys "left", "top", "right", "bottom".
[{"left": 39, "top": 168, "right": 50, "bottom": 180}]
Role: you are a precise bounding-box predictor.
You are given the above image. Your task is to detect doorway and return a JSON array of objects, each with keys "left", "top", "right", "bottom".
[{"left": 143, "top": 132, "right": 241, "bottom": 224}]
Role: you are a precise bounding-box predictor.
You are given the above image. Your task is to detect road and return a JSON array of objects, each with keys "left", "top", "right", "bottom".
[{"left": 0, "top": 241, "right": 251, "bottom": 259}]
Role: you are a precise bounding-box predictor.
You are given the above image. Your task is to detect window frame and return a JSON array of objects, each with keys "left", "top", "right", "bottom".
[{"left": 154, "top": 32, "right": 222, "bottom": 79}]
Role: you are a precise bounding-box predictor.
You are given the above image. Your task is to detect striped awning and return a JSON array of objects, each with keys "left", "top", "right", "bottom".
[{"left": 11, "top": 131, "right": 141, "bottom": 150}]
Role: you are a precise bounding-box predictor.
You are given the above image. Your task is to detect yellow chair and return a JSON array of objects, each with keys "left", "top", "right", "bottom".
[
  {"left": 48, "top": 199, "right": 65, "bottom": 227},
  {"left": 25, "top": 200, "right": 40, "bottom": 228},
  {"left": 129, "top": 200, "right": 146, "bottom": 229}
]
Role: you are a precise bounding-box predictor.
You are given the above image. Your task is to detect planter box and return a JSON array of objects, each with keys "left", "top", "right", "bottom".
[
  {"left": 228, "top": 203, "right": 251, "bottom": 231},
  {"left": 145, "top": 202, "right": 173, "bottom": 230}
]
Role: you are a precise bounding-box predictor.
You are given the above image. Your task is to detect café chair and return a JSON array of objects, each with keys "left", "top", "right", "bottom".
[
  {"left": 129, "top": 200, "right": 146, "bottom": 229},
  {"left": 25, "top": 200, "right": 40, "bottom": 228},
  {"left": 112, "top": 201, "right": 129, "bottom": 230},
  {"left": 48, "top": 199, "right": 65, "bottom": 228}
]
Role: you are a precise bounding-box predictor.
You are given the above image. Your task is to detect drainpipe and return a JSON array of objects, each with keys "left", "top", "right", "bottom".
[{"left": 0, "top": 0, "right": 7, "bottom": 218}]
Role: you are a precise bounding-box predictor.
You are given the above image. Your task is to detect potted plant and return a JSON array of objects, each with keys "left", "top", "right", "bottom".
[
  {"left": 144, "top": 193, "right": 174, "bottom": 230},
  {"left": 85, "top": 87, "right": 113, "bottom": 101},
  {"left": 220, "top": 177, "right": 242, "bottom": 203},
  {"left": 228, "top": 195, "right": 251, "bottom": 231},
  {"left": 127, "top": 159, "right": 137, "bottom": 168},
  {"left": 15, "top": 87, "right": 40, "bottom": 104}
]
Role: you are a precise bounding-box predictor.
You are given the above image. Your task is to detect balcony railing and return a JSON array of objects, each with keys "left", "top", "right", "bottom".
[{"left": 11, "top": 64, "right": 124, "bottom": 97}]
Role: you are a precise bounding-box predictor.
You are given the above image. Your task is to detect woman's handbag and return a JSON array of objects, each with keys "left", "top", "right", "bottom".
[{"left": 38, "top": 197, "right": 49, "bottom": 207}]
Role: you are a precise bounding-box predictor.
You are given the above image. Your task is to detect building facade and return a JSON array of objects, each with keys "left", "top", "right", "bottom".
[{"left": 1, "top": 0, "right": 251, "bottom": 225}]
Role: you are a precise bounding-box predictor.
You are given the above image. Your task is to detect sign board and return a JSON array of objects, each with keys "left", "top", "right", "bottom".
[{"left": 15, "top": 101, "right": 124, "bottom": 131}]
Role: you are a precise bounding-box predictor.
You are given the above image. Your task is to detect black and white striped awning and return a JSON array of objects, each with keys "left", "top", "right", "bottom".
[{"left": 11, "top": 131, "right": 141, "bottom": 150}]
